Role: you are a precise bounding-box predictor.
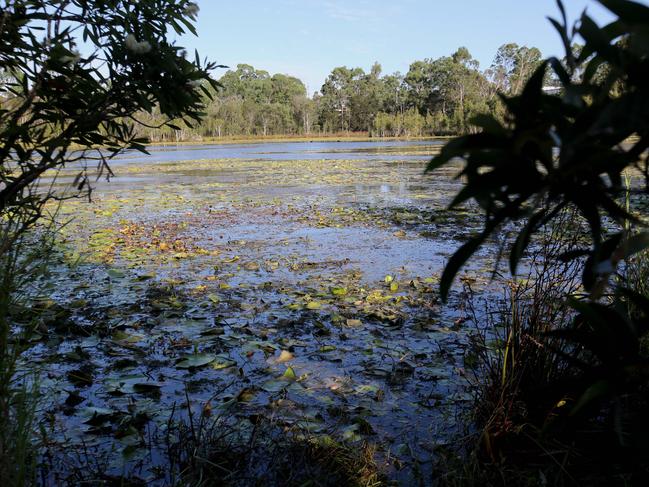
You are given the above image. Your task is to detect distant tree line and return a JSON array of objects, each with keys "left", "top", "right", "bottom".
[{"left": 137, "top": 43, "right": 553, "bottom": 141}]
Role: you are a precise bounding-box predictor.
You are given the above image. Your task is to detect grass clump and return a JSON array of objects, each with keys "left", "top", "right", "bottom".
[
  {"left": 444, "top": 215, "right": 649, "bottom": 486},
  {"left": 165, "top": 403, "right": 386, "bottom": 487}
]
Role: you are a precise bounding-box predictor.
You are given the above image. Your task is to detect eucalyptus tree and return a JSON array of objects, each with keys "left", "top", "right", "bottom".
[
  {"left": 381, "top": 72, "right": 407, "bottom": 115},
  {"left": 405, "top": 48, "right": 489, "bottom": 134},
  {"left": 319, "top": 66, "right": 365, "bottom": 132},
  {"left": 491, "top": 43, "right": 544, "bottom": 95}
]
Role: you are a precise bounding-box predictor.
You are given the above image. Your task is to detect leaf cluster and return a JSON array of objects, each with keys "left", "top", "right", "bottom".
[
  {"left": 0, "top": 0, "right": 222, "bottom": 244},
  {"left": 428, "top": 0, "right": 649, "bottom": 300}
]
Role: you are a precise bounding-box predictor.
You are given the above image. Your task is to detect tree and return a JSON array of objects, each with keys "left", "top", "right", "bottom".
[
  {"left": 428, "top": 1, "right": 649, "bottom": 474},
  {"left": 0, "top": 0, "right": 219, "bottom": 247},
  {"left": 319, "top": 66, "right": 365, "bottom": 132},
  {"left": 429, "top": 0, "right": 649, "bottom": 301},
  {"left": 404, "top": 49, "right": 489, "bottom": 134},
  {"left": 491, "top": 43, "right": 544, "bottom": 95},
  {"left": 381, "top": 72, "right": 406, "bottom": 115},
  {"left": 270, "top": 73, "right": 306, "bottom": 105},
  {"left": 0, "top": 1, "right": 220, "bottom": 483}
]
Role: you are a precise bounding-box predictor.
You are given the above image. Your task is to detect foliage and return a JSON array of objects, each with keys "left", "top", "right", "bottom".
[
  {"left": 165, "top": 405, "right": 385, "bottom": 487},
  {"left": 0, "top": 1, "right": 217, "bottom": 484},
  {"left": 0, "top": 0, "right": 219, "bottom": 245},
  {"left": 429, "top": 0, "right": 649, "bottom": 301},
  {"left": 430, "top": 0, "right": 649, "bottom": 482},
  {"left": 140, "top": 43, "right": 547, "bottom": 140},
  {"left": 466, "top": 215, "right": 583, "bottom": 456},
  {"left": 490, "top": 43, "right": 544, "bottom": 96},
  {"left": 0, "top": 214, "right": 57, "bottom": 485}
]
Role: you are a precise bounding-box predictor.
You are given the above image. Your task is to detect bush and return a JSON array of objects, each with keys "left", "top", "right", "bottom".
[{"left": 429, "top": 1, "right": 649, "bottom": 482}]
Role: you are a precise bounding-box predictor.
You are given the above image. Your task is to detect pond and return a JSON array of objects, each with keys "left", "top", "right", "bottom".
[{"left": 25, "top": 139, "right": 496, "bottom": 485}]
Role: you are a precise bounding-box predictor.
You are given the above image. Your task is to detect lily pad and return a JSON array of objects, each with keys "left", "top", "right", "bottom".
[
  {"left": 212, "top": 355, "right": 236, "bottom": 370},
  {"left": 107, "top": 269, "right": 125, "bottom": 279},
  {"left": 133, "top": 382, "right": 163, "bottom": 393},
  {"left": 345, "top": 318, "right": 362, "bottom": 327},
  {"left": 261, "top": 379, "right": 288, "bottom": 393},
  {"left": 330, "top": 286, "right": 347, "bottom": 296},
  {"left": 176, "top": 353, "right": 217, "bottom": 369}
]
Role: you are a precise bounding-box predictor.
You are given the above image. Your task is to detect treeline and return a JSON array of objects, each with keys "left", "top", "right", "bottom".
[{"left": 138, "top": 43, "right": 550, "bottom": 141}]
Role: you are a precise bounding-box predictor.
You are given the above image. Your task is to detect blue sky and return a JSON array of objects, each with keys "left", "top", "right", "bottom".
[{"left": 181, "top": 1, "right": 626, "bottom": 94}]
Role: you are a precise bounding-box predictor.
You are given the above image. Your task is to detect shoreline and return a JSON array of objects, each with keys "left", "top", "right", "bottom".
[{"left": 145, "top": 134, "right": 453, "bottom": 147}]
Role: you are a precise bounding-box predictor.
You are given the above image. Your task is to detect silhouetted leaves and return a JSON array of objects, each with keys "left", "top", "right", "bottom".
[
  {"left": 0, "top": 0, "right": 221, "bottom": 241},
  {"left": 429, "top": 0, "right": 649, "bottom": 300}
]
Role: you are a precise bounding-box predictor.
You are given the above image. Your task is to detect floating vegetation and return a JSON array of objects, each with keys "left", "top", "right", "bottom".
[{"left": 27, "top": 141, "right": 493, "bottom": 484}]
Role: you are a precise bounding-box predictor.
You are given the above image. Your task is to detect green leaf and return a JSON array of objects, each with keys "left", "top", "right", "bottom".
[
  {"left": 175, "top": 353, "right": 217, "bottom": 369},
  {"left": 283, "top": 366, "right": 297, "bottom": 380},
  {"left": 570, "top": 380, "right": 612, "bottom": 416},
  {"left": 510, "top": 209, "right": 547, "bottom": 275},
  {"left": 330, "top": 286, "right": 347, "bottom": 296},
  {"left": 599, "top": 0, "right": 649, "bottom": 23}
]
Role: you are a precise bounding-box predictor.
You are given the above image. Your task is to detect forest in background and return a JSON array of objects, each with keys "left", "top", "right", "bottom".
[{"left": 138, "top": 43, "right": 553, "bottom": 141}]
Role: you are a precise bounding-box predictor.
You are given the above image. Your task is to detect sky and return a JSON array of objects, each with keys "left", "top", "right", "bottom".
[{"left": 180, "top": 1, "right": 628, "bottom": 94}]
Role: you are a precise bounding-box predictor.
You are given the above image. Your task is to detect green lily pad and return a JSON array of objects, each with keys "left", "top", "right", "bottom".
[
  {"left": 176, "top": 353, "right": 217, "bottom": 369},
  {"left": 107, "top": 269, "right": 125, "bottom": 279},
  {"left": 212, "top": 355, "right": 236, "bottom": 370},
  {"left": 330, "top": 286, "right": 347, "bottom": 296},
  {"left": 261, "top": 379, "right": 288, "bottom": 393}
]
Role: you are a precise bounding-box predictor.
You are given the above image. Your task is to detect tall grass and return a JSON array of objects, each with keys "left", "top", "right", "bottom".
[
  {"left": 449, "top": 202, "right": 649, "bottom": 485},
  {"left": 0, "top": 210, "right": 57, "bottom": 485},
  {"left": 467, "top": 214, "right": 583, "bottom": 458},
  {"left": 441, "top": 212, "right": 591, "bottom": 487},
  {"left": 164, "top": 398, "right": 385, "bottom": 487}
]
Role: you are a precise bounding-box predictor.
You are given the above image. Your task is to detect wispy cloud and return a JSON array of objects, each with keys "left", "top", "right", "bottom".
[
  {"left": 277, "top": 0, "right": 403, "bottom": 24},
  {"left": 322, "top": 1, "right": 379, "bottom": 22}
]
